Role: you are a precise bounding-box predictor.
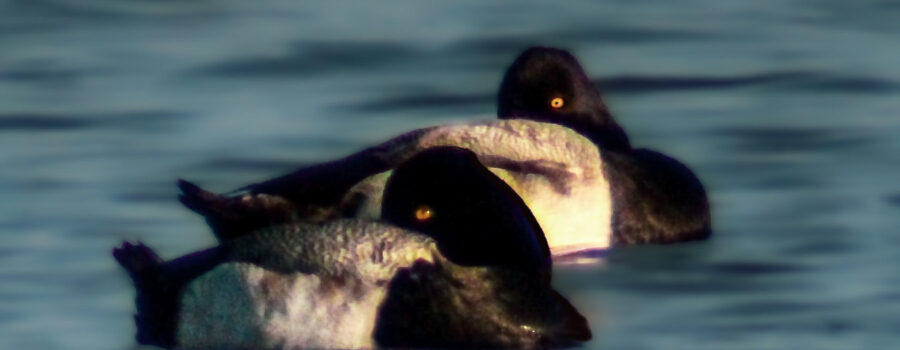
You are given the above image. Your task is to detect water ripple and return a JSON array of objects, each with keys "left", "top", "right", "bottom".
[
  {"left": 2, "top": 0, "right": 218, "bottom": 21},
  {"left": 705, "top": 261, "right": 808, "bottom": 275},
  {"left": 886, "top": 194, "right": 900, "bottom": 207},
  {"left": 0, "top": 21, "right": 64, "bottom": 36},
  {"left": 0, "top": 110, "right": 187, "bottom": 132},
  {"left": 597, "top": 72, "right": 900, "bottom": 94},
  {"left": 195, "top": 41, "right": 421, "bottom": 78},
  {"left": 0, "top": 114, "right": 93, "bottom": 131},
  {"left": 335, "top": 92, "right": 491, "bottom": 113},
  {"left": 0, "top": 68, "right": 90, "bottom": 84},
  {"left": 446, "top": 27, "right": 718, "bottom": 57},
  {"left": 332, "top": 71, "right": 900, "bottom": 113},
  {"left": 712, "top": 299, "right": 827, "bottom": 316},
  {"left": 710, "top": 126, "right": 876, "bottom": 153},
  {"left": 1, "top": 71, "right": 72, "bottom": 82},
  {"left": 596, "top": 71, "right": 812, "bottom": 92}
]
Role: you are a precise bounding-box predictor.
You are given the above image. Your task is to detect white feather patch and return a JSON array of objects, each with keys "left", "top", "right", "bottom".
[
  {"left": 177, "top": 263, "right": 391, "bottom": 349},
  {"left": 345, "top": 120, "right": 613, "bottom": 254}
]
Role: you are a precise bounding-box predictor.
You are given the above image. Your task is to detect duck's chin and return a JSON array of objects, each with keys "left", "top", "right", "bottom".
[{"left": 176, "top": 263, "right": 388, "bottom": 349}]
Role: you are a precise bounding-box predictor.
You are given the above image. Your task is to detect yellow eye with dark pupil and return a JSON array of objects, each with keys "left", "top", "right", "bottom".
[
  {"left": 414, "top": 206, "right": 434, "bottom": 222},
  {"left": 550, "top": 97, "right": 565, "bottom": 109}
]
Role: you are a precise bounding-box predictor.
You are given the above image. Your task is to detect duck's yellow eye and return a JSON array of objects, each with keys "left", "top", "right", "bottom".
[
  {"left": 550, "top": 97, "right": 565, "bottom": 109},
  {"left": 414, "top": 205, "right": 434, "bottom": 222}
]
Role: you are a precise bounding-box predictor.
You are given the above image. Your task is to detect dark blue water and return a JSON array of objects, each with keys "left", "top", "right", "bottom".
[{"left": 2, "top": 1, "right": 899, "bottom": 349}]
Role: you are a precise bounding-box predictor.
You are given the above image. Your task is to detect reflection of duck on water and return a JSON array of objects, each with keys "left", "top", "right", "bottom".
[
  {"left": 177, "top": 47, "right": 710, "bottom": 256},
  {"left": 114, "top": 147, "right": 591, "bottom": 349}
]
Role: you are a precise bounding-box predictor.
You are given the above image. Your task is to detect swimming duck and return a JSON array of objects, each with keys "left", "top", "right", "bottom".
[
  {"left": 115, "top": 147, "right": 591, "bottom": 349},
  {"left": 178, "top": 47, "right": 710, "bottom": 255},
  {"left": 181, "top": 119, "right": 614, "bottom": 255},
  {"left": 496, "top": 46, "right": 710, "bottom": 244}
]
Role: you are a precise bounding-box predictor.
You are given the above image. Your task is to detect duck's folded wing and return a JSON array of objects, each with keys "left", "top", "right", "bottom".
[
  {"left": 177, "top": 120, "right": 604, "bottom": 241},
  {"left": 242, "top": 128, "right": 433, "bottom": 202},
  {"left": 176, "top": 128, "right": 432, "bottom": 234},
  {"left": 177, "top": 179, "right": 310, "bottom": 241}
]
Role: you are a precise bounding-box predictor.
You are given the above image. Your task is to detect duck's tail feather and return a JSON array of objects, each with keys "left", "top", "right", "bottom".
[
  {"left": 176, "top": 179, "right": 223, "bottom": 218},
  {"left": 541, "top": 289, "right": 593, "bottom": 347},
  {"left": 112, "top": 241, "right": 177, "bottom": 348},
  {"left": 177, "top": 179, "right": 302, "bottom": 241}
]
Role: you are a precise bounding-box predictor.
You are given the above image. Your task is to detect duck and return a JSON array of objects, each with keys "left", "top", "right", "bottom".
[
  {"left": 177, "top": 47, "right": 710, "bottom": 256},
  {"left": 181, "top": 119, "right": 614, "bottom": 255},
  {"left": 496, "top": 46, "right": 710, "bottom": 244},
  {"left": 114, "top": 147, "right": 591, "bottom": 349}
]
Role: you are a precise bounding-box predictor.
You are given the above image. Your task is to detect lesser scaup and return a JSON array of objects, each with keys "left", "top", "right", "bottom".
[
  {"left": 181, "top": 119, "right": 615, "bottom": 255},
  {"left": 177, "top": 47, "right": 710, "bottom": 254},
  {"left": 115, "top": 147, "right": 591, "bottom": 349},
  {"left": 496, "top": 46, "right": 710, "bottom": 244}
]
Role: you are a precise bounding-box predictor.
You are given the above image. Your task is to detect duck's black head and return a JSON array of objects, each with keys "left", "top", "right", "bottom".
[
  {"left": 377, "top": 146, "right": 591, "bottom": 347},
  {"left": 498, "top": 46, "right": 632, "bottom": 151},
  {"left": 381, "top": 146, "right": 551, "bottom": 272}
]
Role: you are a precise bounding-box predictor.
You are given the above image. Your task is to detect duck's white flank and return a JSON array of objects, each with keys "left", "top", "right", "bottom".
[
  {"left": 177, "top": 263, "right": 391, "bottom": 349},
  {"left": 176, "top": 220, "right": 440, "bottom": 349},
  {"left": 346, "top": 120, "right": 613, "bottom": 254}
]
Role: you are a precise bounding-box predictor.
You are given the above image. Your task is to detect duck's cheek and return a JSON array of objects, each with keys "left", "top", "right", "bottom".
[{"left": 177, "top": 263, "right": 388, "bottom": 349}]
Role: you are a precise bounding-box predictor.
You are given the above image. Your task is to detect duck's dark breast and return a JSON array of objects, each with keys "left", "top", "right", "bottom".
[{"left": 603, "top": 149, "right": 711, "bottom": 244}]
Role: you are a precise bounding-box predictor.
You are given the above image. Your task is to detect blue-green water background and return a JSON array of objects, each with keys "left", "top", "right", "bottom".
[{"left": 2, "top": 1, "right": 899, "bottom": 349}]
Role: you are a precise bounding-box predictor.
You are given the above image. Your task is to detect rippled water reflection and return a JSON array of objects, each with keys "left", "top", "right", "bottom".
[{"left": 1, "top": 0, "right": 899, "bottom": 349}]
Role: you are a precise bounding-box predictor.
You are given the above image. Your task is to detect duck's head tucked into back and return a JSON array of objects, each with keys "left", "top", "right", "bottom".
[
  {"left": 382, "top": 146, "right": 551, "bottom": 271},
  {"left": 175, "top": 46, "right": 707, "bottom": 253},
  {"left": 115, "top": 147, "right": 590, "bottom": 349},
  {"left": 497, "top": 46, "right": 631, "bottom": 151},
  {"left": 375, "top": 147, "right": 588, "bottom": 348}
]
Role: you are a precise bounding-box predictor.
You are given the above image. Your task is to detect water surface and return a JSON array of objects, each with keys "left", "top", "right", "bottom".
[{"left": 1, "top": 1, "right": 899, "bottom": 349}]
